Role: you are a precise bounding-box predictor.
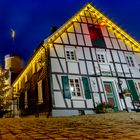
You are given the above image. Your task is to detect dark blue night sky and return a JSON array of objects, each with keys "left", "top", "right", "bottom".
[{"left": 0, "top": 0, "right": 140, "bottom": 65}]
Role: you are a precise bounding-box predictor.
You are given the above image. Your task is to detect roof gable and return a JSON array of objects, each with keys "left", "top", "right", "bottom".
[{"left": 44, "top": 3, "right": 140, "bottom": 51}]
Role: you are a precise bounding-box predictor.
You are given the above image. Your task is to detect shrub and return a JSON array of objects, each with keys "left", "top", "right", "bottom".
[{"left": 96, "top": 102, "right": 114, "bottom": 113}]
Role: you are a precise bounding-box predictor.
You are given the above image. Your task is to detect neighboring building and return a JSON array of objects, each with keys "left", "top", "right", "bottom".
[
  {"left": 4, "top": 54, "right": 24, "bottom": 116},
  {"left": 12, "top": 3, "right": 140, "bottom": 117}
]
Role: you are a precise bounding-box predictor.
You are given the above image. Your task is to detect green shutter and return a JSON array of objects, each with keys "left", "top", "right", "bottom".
[
  {"left": 82, "top": 77, "right": 91, "bottom": 99},
  {"left": 127, "top": 80, "right": 139, "bottom": 100},
  {"left": 62, "top": 76, "right": 71, "bottom": 99}
]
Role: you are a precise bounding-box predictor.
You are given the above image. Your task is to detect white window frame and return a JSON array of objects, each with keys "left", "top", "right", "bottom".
[
  {"left": 125, "top": 55, "right": 135, "bottom": 67},
  {"left": 69, "top": 77, "right": 84, "bottom": 99},
  {"left": 97, "top": 53, "right": 107, "bottom": 64},
  {"left": 65, "top": 47, "right": 77, "bottom": 61}
]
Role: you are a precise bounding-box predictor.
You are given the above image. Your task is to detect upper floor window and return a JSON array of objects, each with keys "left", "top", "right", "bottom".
[
  {"left": 97, "top": 53, "right": 107, "bottom": 63},
  {"left": 126, "top": 56, "right": 135, "bottom": 67},
  {"left": 88, "top": 24, "right": 106, "bottom": 48},
  {"left": 65, "top": 47, "right": 76, "bottom": 61}
]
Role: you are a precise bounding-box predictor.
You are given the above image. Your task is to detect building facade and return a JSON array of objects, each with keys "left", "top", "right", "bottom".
[{"left": 12, "top": 3, "right": 140, "bottom": 117}]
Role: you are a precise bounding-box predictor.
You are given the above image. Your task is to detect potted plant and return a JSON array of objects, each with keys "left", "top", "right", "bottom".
[{"left": 96, "top": 102, "right": 114, "bottom": 113}]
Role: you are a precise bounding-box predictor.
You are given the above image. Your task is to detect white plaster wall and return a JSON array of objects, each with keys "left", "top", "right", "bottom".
[
  {"left": 86, "top": 61, "right": 94, "bottom": 75},
  {"left": 118, "top": 51, "right": 126, "bottom": 63},
  {"left": 135, "top": 53, "right": 140, "bottom": 65},
  {"left": 79, "top": 61, "right": 87, "bottom": 74},
  {"left": 68, "top": 33, "right": 77, "bottom": 45},
  {"left": 101, "top": 93, "right": 106, "bottom": 102},
  {"left": 52, "top": 74, "right": 60, "bottom": 90},
  {"left": 86, "top": 99, "right": 94, "bottom": 108},
  {"left": 125, "top": 41, "right": 133, "bottom": 51},
  {"left": 76, "top": 34, "right": 85, "bottom": 46},
  {"left": 84, "top": 48, "right": 92, "bottom": 60},
  {"left": 72, "top": 100, "right": 85, "bottom": 108},
  {"left": 50, "top": 46, "right": 56, "bottom": 57},
  {"left": 54, "top": 91, "right": 66, "bottom": 108},
  {"left": 65, "top": 99, "right": 72, "bottom": 108},
  {"left": 77, "top": 47, "right": 84, "bottom": 59},
  {"left": 81, "top": 23, "right": 89, "bottom": 34},
  {"left": 106, "top": 50, "right": 112, "bottom": 62},
  {"left": 68, "top": 62, "right": 79, "bottom": 74},
  {"left": 60, "top": 59, "right": 67, "bottom": 73},
  {"left": 91, "top": 48, "right": 97, "bottom": 60},
  {"left": 93, "top": 93, "right": 101, "bottom": 106},
  {"left": 74, "top": 23, "right": 82, "bottom": 33},
  {"left": 61, "top": 33, "right": 69, "bottom": 44},
  {"left": 107, "top": 27, "right": 115, "bottom": 37},
  {"left": 89, "top": 77, "right": 98, "bottom": 92},
  {"left": 104, "top": 37, "right": 113, "bottom": 49},
  {"left": 118, "top": 39, "right": 127, "bottom": 50},
  {"left": 122, "top": 64, "right": 131, "bottom": 77},
  {"left": 51, "top": 58, "right": 62, "bottom": 73},
  {"left": 97, "top": 77, "right": 103, "bottom": 92},
  {"left": 111, "top": 38, "right": 120, "bottom": 49},
  {"left": 84, "top": 35, "right": 92, "bottom": 46},
  {"left": 54, "top": 37, "right": 62, "bottom": 44},
  {"left": 101, "top": 26, "right": 108, "bottom": 36},
  {"left": 111, "top": 50, "right": 120, "bottom": 62},
  {"left": 131, "top": 69, "right": 140, "bottom": 78},
  {"left": 54, "top": 45, "right": 65, "bottom": 58},
  {"left": 125, "top": 97, "right": 133, "bottom": 109}
]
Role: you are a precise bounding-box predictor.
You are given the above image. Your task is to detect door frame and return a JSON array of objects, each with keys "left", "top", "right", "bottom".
[{"left": 101, "top": 78, "right": 122, "bottom": 111}]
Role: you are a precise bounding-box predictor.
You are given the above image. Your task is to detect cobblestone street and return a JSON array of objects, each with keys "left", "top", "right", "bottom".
[{"left": 0, "top": 112, "right": 140, "bottom": 139}]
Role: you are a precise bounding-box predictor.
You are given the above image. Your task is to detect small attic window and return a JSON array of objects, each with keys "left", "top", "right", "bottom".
[{"left": 88, "top": 24, "right": 106, "bottom": 48}]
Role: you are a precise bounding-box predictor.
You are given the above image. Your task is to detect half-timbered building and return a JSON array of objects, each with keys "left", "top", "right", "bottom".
[{"left": 12, "top": 3, "right": 140, "bottom": 116}]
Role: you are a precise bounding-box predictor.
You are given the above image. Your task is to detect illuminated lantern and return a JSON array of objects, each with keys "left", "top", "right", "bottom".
[{"left": 99, "top": 21, "right": 106, "bottom": 27}]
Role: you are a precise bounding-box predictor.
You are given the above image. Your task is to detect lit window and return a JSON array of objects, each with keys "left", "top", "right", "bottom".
[
  {"left": 69, "top": 78, "right": 83, "bottom": 98},
  {"left": 126, "top": 56, "right": 135, "bottom": 67},
  {"left": 97, "top": 53, "right": 106, "bottom": 63}
]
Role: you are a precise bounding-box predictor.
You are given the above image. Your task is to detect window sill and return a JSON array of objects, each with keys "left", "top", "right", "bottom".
[
  {"left": 66, "top": 60, "right": 78, "bottom": 63},
  {"left": 71, "top": 98, "right": 85, "bottom": 101}
]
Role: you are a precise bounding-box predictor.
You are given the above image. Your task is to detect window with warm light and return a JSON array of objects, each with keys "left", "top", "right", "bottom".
[
  {"left": 69, "top": 78, "right": 83, "bottom": 98},
  {"left": 88, "top": 24, "right": 106, "bottom": 48}
]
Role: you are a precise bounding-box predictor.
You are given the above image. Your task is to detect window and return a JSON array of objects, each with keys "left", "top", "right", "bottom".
[
  {"left": 88, "top": 24, "right": 106, "bottom": 48},
  {"left": 62, "top": 76, "right": 91, "bottom": 99},
  {"left": 65, "top": 47, "right": 76, "bottom": 61},
  {"left": 97, "top": 53, "right": 106, "bottom": 63},
  {"left": 126, "top": 56, "right": 135, "bottom": 67},
  {"left": 69, "top": 78, "right": 83, "bottom": 98},
  {"left": 66, "top": 50, "right": 75, "bottom": 60}
]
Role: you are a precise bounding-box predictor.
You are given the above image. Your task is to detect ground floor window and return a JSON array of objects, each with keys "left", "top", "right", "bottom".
[
  {"left": 69, "top": 78, "right": 83, "bottom": 98},
  {"left": 62, "top": 76, "right": 91, "bottom": 99}
]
